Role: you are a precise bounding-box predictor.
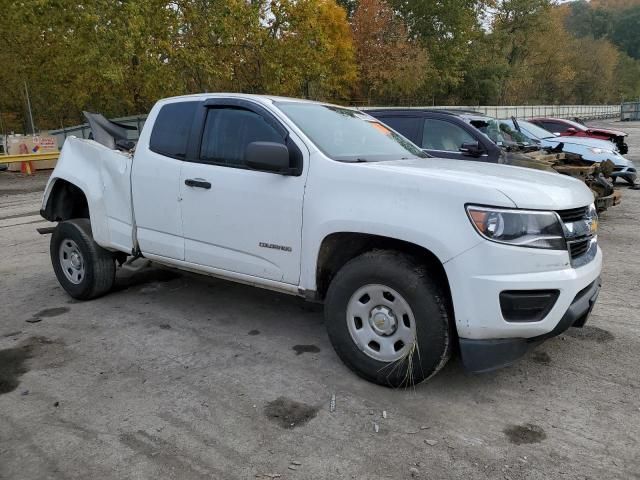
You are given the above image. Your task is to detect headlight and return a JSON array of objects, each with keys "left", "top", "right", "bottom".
[{"left": 466, "top": 206, "right": 566, "bottom": 250}]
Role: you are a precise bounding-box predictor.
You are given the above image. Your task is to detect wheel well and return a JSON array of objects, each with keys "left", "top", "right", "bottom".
[
  {"left": 42, "top": 179, "right": 90, "bottom": 222},
  {"left": 315, "top": 233, "right": 452, "bottom": 304}
]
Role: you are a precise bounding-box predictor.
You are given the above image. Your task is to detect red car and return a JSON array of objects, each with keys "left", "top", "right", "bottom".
[{"left": 529, "top": 117, "right": 629, "bottom": 154}]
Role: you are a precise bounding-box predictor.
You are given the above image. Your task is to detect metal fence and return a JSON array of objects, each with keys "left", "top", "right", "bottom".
[
  {"left": 47, "top": 115, "right": 147, "bottom": 149},
  {"left": 363, "top": 104, "right": 621, "bottom": 120},
  {"left": 621, "top": 102, "right": 640, "bottom": 121}
]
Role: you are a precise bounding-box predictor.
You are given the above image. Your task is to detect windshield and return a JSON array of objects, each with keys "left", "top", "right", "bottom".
[
  {"left": 275, "top": 102, "right": 427, "bottom": 162},
  {"left": 470, "top": 118, "right": 534, "bottom": 146},
  {"left": 500, "top": 119, "right": 555, "bottom": 141},
  {"left": 562, "top": 119, "right": 588, "bottom": 131}
]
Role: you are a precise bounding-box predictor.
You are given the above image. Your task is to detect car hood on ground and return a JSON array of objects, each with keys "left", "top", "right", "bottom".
[{"left": 369, "top": 157, "right": 594, "bottom": 210}]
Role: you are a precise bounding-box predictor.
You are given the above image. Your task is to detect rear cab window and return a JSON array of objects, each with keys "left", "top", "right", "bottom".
[{"left": 149, "top": 102, "right": 199, "bottom": 159}]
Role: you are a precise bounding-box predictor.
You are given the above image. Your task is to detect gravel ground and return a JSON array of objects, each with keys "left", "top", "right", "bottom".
[{"left": 1, "top": 120, "right": 639, "bottom": 480}]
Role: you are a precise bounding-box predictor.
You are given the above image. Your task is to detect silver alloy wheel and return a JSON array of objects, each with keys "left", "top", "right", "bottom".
[
  {"left": 346, "top": 284, "right": 417, "bottom": 362},
  {"left": 59, "top": 239, "right": 85, "bottom": 285}
]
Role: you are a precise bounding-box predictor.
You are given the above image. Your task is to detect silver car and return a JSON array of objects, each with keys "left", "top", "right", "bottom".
[{"left": 500, "top": 119, "right": 637, "bottom": 185}]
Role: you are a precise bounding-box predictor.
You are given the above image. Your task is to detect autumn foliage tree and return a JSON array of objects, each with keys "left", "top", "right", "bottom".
[
  {"left": 351, "top": 0, "right": 430, "bottom": 104},
  {"left": 2, "top": 0, "right": 640, "bottom": 133},
  {"left": 0, "top": 0, "right": 356, "bottom": 131}
]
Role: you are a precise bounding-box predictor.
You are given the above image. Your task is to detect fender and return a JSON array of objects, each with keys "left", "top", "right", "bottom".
[{"left": 41, "top": 137, "right": 134, "bottom": 253}]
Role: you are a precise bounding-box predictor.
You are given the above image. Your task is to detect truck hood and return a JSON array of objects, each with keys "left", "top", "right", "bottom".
[{"left": 369, "top": 158, "right": 594, "bottom": 210}]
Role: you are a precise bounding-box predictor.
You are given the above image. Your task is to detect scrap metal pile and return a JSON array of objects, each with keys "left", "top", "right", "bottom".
[{"left": 501, "top": 148, "right": 620, "bottom": 212}]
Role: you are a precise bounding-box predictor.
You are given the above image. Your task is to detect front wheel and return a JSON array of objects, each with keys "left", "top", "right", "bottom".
[
  {"left": 50, "top": 219, "right": 115, "bottom": 300},
  {"left": 324, "top": 251, "right": 453, "bottom": 387}
]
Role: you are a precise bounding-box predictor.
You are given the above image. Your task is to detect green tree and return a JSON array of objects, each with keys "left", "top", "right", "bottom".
[
  {"left": 564, "top": 1, "right": 613, "bottom": 39},
  {"left": 388, "top": 0, "right": 487, "bottom": 101},
  {"left": 610, "top": 6, "right": 640, "bottom": 59}
]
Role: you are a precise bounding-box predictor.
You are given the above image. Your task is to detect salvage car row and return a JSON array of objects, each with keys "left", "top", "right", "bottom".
[
  {"left": 39, "top": 94, "right": 631, "bottom": 387},
  {"left": 366, "top": 109, "right": 635, "bottom": 212}
]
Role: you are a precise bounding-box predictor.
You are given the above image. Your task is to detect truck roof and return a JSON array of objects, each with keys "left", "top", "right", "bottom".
[{"left": 157, "top": 92, "right": 328, "bottom": 107}]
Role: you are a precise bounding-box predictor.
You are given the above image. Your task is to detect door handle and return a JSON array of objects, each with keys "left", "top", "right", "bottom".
[{"left": 184, "top": 178, "right": 211, "bottom": 189}]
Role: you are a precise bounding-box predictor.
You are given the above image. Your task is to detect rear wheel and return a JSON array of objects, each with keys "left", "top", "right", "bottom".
[
  {"left": 324, "top": 250, "right": 453, "bottom": 387},
  {"left": 51, "top": 219, "right": 115, "bottom": 300}
]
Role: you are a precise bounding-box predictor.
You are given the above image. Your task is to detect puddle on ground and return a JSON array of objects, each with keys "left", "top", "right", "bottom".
[
  {"left": 566, "top": 326, "right": 614, "bottom": 343},
  {"left": 0, "top": 336, "right": 64, "bottom": 395},
  {"left": 264, "top": 396, "right": 319, "bottom": 429},
  {"left": 247, "top": 330, "right": 260, "bottom": 336},
  {"left": 292, "top": 344, "right": 320, "bottom": 355},
  {"left": 158, "top": 324, "right": 172, "bottom": 330},
  {"left": 2, "top": 331, "right": 22, "bottom": 338},
  {"left": 504, "top": 423, "right": 547, "bottom": 445},
  {"left": 33, "top": 307, "right": 69, "bottom": 319},
  {"left": 531, "top": 351, "right": 551, "bottom": 365},
  {"left": 0, "top": 342, "right": 32, "bottom": 394}
]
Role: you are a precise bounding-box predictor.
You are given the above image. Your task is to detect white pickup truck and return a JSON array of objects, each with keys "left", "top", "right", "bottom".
[{"left": 41, "top": 94, "right": 602, "bottom": 386}]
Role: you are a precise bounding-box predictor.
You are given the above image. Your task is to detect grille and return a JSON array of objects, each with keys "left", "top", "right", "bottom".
[
  {"left": 569, "top": 238, "right": 590, "bottom": 259},
  {"left": 556, "top": 204, "right": 595, "bottom": 265},
  {"left": 556, "top": 206, "right": 588, "bottom": 223},
  {"left": 614, "top": 166, "right": 624, "bottom": 172}
]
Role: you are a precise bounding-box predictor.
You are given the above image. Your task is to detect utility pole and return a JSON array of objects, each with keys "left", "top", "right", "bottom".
[{"left": 24, "top": 81, "right": 35, "bottom": 134}]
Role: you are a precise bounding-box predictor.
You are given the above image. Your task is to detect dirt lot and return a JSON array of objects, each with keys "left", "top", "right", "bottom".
[{"left": 1, "top": 120, "right": 639, "bottom": 480}]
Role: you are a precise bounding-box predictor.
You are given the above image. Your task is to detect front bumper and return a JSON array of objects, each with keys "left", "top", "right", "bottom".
[
  {"left": 459, "top": 277, "right": 601, "bottom": 372},
  {"left": 618, "top": 142, "right": 628, "bottom": 155},
  {"left": 444, "top": 234, "right": 602, "bottom": 372},
  {"left": 611, "top": 165, "right": 637, "bottom": 183},
  {"left": 595, "top": 190, "right": 621, "bottom": 211}
]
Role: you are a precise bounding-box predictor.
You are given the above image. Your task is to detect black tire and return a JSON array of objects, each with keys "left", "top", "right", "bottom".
[
  {"left": 324, "top": 250, "right": 453, "bottom": 387},
  {"left": 50, "top": 219, "right": 115, "bottom": 300}
]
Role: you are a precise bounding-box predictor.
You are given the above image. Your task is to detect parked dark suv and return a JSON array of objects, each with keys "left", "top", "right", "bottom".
[
  {"left": 365, "top": 108, "right": 620, "bottom": 211},
  {"left": 364, "top": 109, "right": 502, "bottom": 162}
]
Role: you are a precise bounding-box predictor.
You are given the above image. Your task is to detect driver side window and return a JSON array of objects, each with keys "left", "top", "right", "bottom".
[
  {"left": 199, "top": 107, "right": 284, "bottom": 167},
  {"left": 422, "top": 119, "right": 476, "bottom": 152}
]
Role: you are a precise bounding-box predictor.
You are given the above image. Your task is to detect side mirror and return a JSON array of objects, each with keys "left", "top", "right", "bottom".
[
  {"left": 245, "top": 141, "right": 291, "bottom": 174},
  {"left": 459, "top": 141, "right": 484, "bottom": 157}
]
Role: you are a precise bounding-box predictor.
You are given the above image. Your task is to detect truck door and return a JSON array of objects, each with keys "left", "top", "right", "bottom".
[
  {"left": 179, "top": 99, "right": 307, "bottom": 284},
  {"left": 131, "top": 101, "right": 199, "bottom": 260}
]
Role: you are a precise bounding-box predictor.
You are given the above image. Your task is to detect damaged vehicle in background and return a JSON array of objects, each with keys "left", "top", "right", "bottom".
[
  {"left": 366, "top": 109, "right": 620, "bottom": 212},
  {"left": 499, "top": 118, "right": 637, "bottom": 186},
  {"left": 529, "top": 117, "right": 629, "bottom": 155}
]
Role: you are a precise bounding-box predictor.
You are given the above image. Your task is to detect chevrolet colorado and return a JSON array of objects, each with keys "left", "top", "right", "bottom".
[{"left": 40, "top": 94, "right": 602, "bottom": 387}]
